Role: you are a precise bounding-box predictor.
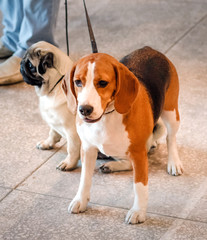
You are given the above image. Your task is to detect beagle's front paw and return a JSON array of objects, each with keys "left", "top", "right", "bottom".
[
  {"left": 125, "top": 208, "right": 146, "bottom": 224},
  {"left": 68, "top": 196, "right": 89, "bottom": 214}
]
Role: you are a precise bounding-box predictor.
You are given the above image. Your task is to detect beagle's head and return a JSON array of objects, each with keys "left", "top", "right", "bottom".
[{"left": 62, "top": 53, "right": 139, "bottom": 123}]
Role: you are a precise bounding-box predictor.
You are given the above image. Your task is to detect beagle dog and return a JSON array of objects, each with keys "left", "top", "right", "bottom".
[{"left": 62, "top": 46, "right": 183, "bottom": 224}]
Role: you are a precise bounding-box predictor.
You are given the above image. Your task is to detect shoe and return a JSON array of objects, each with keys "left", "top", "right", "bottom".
[
  {"left": 0, "top": 40, "right": 13, "bottom": 58},
  {"left": 0, "top": 56, "right": 23, "bottom": 85}
]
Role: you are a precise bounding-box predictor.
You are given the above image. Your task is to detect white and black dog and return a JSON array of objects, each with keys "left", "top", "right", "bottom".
[{"left": 20, "top": 41, "right": 80, "bottom": 171}]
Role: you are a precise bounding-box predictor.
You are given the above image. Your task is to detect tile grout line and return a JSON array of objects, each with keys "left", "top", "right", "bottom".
[
  {"left": 164, "top": 13, "right": 207, "bottom": 54},
  {"left": 0, "top": 145, "right": 65, "bottom": 203},
  {"left": 6, "top": 187, "right": 207, "bottom": 225},
  {"left": 0, "top": 189, "right": 13, "bottom": 203},
  {"left": 159, "top": 177, "right": 207, "bottom": 240}
]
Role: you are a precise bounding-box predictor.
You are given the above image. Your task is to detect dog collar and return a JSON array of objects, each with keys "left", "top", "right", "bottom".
[
  {"left": 104, "top": 101, "right": 115, "bottom": 115},
  {"left": 49, "top": 75, "right": 65, "bottom": 94},
  {"left": 104, "top": 109, "right": 115, "bottom": 115}
]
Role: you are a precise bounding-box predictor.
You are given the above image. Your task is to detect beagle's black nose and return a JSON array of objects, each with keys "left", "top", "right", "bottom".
[{"left": 79, "top": 105, "right": 93, "bottom": 116}]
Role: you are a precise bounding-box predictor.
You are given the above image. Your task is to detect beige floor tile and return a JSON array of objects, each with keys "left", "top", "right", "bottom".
[
  {"left": 0, "top": 190, "right": 176, "bottom": 240},
  {"left": 0, "top": 83, "right": 65, "bottom": 188},
  {"left": 0, "top": 0, "right": 207, "bottom": 239}
]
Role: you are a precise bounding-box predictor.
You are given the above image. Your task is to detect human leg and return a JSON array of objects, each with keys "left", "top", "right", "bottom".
[
  {"left": 15, "top": 0, "right": 60, "bottom": 58},
  {"left": 0, "top": 0, "right": 60, "bottom": 85},
  {"left": 0, "top": 0, "right": 23, "bottom": 54}
]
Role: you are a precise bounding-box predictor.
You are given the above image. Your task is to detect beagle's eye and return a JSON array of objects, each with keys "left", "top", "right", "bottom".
[
  {"left": 74, "top": 80, "right": 82, "bottom": 87},
  {"left": 97, "top": 80, "right": 109, "bottom": 88}
]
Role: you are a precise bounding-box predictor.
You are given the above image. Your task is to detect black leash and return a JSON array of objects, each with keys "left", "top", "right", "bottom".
[
  {"left": 49, "top": 75, "right": 65, "bottom": 94},
  {"left": 83, "top": 0, "right": 98, "bottom": 53},
  {"left": 64, "top": 0, "right": 98, "bottom": 55},
  {"left": 65, "top": 0, "right": 69, "bottom": 56}
]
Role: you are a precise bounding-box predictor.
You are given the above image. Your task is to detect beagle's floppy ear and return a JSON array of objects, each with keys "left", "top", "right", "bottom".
[
  {"left": 61, "top": 64, "right": 77, "bottom": 115},
  {"left": 114, "top": 62, "right": 139, "bottom": 114}
]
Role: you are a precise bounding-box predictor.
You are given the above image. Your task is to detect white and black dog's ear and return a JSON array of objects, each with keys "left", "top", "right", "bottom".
[
  {"left": 62, "top": 65, "right": 77, "bottom": 115},
  {"left": 38, "top": 52, "right": 54, "bottom": 75}
]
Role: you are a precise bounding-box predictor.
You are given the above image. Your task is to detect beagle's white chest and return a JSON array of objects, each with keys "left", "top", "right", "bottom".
[{"left": 77, "top": 112, "right": 130, "bottom": 158}]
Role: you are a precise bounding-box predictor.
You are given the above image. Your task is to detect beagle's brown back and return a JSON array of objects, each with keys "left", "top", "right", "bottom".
[{"left": 120, "top": 46, "right": 170, "bottom": 124}]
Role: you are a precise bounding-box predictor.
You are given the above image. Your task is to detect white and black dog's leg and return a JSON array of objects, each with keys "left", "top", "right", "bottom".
[
  {"left": 68, "top": 146, "right": 98, "bottom": 213},
  {"left": 57, "top": 129, "right": 81, "bottom": 171},
  {"left": 161, "top": 110, "right": 183, "bottom": 175},
  {"left": 36, "top": 128, "right": 61, "bottom": 150}
]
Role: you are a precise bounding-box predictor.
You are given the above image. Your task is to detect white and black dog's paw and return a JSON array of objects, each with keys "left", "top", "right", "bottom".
[
  {"left": 36, "top": 140, "right": 53, "bottom": 150},
  {"left": 56, "top": 158, "right": 78, "bottom": 171}
]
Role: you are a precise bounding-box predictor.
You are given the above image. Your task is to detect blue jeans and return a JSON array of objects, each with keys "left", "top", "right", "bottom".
[{"left": 0, "top": 0, "right": 60, "bottom": 58}]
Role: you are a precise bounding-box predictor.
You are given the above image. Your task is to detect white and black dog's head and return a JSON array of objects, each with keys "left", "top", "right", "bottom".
[
  {"left": 20, "top": 49, "right": 53, "bottom": 87},
  {"left": 20, "top": 41, "right": 73, "bottom": 96}
]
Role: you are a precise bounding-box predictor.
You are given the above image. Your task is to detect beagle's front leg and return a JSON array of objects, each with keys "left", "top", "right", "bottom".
[
  {"left": 68, "top": 146, "right": 98, "bottom": 214},
  {"left": 125, "top": 149, "right": 148, "bottom": 224}
]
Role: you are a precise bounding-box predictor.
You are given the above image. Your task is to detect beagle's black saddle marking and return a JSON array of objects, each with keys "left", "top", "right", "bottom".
[{"left": 120, "top": 46, "right": 170, "bottom": 124}]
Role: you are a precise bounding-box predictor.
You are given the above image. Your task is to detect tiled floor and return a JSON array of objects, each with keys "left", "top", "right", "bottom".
[{"left": 0, "top": 0, "right": 207, "bottom": 239}]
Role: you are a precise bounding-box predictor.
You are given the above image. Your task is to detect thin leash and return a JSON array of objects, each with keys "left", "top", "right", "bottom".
[
  {"left": 48, "top": 0, "right": 68, "bottom": 94},
  {"left": 64, "top": 0, "right": 69, "bottom": 56},
  {"left": 83, "top": 0, "right": 98, "bottom": 53},
  {"left": 64, "top": 0, "right": 98, "bottom": 56},
  {"left": 49, "top": 74, "right": 65, "bottom": 94},
  {"left": 49, "top": 1, "right": 98, "bottom": 94},
  {"left": 64, "top": 1, "right": 115, "bottom": 115}
]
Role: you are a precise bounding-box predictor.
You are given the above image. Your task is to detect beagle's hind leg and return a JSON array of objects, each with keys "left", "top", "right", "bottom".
[
  {"left": 161, "top": 110, "right": 183, "bottom": 175},
  {"left": 147, "top": 118, "right": 166, "bottom": 153},
  {"left": 99, "top": 159, "right": 132, "bottom": 173}
]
